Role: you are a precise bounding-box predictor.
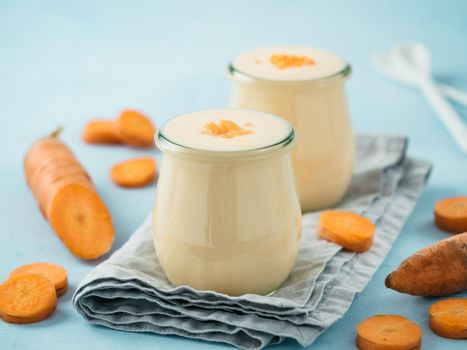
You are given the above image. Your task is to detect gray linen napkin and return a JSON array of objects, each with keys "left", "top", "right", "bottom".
[{"left": 73, "top": 134, "right": 431, "bottom": 349}]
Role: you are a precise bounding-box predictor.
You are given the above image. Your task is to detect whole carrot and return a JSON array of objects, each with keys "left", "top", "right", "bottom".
[
  {"left": 385, "top": 232, "right": 467, "bottom": 296},
  {"left": 24, "top": 129, "right": 114, "bottom": 259}
]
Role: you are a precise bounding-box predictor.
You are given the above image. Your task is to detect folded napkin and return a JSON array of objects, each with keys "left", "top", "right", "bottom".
[{"left": 73, "top": 134, "right": 431, "bottom": 349}]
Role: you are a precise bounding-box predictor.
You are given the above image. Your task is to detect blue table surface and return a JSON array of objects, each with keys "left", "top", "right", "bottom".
[{"left": 1, "top": 0, "right": 466, "bottom": 349}]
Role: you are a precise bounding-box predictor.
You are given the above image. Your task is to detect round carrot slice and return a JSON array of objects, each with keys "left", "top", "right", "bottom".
[
  {"left": 117, "top": 109, "right": 156, "bottom": 148},
  {"left": 434, "top": 197, "right": 467, "bottom": 233},
  {"left": 319, "top": 210, "right": 375, "bottom": 252},
  {"left": 10, "top": 263, "right": 68, "bottom": 296},
  {"left": 429, "top": 298, "right": 467, "bottom": 339},
  {"left": 0, "top": 274, "right": 57, "bottom": 324},
  {"left": 82, "top": 119, "right": 122, "bottom": 144},
  {"left": 49, "top": 184, "right": 115, "bottom": 259},
  {"left": 110, "top": 157, "right": 157, "bottom": 188},
  {"left": 56, "top": 285, "right": 68, "bottom": 297},
  {"left": 356, "top": 314, "right": 422, "bottom": 350}
]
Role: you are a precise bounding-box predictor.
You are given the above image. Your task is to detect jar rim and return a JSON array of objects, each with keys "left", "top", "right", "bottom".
[
  {"left": 228, "top": 62, "right": 351, "bottom": 85},
  {"left": 155, "top": 109, "right": 295, "bottom": 159}
]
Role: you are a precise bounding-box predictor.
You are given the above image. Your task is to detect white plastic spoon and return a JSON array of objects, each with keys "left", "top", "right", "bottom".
[
  {"left": 372, "top": 47, "right": 467, "bottom": 106},
  {"left": 373, "top": 43, "right": 467, "bottom": 153}
]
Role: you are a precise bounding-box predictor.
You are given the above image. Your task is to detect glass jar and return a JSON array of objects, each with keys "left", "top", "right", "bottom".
[
  {"left": 229, "top": 47, "right": 354, "bottom": 213},
  {"left": 153, "top": 109, "right": 301, "bottom": 296}
]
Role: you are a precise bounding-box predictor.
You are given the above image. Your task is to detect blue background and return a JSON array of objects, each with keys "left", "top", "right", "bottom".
[{"left": 1, "top": 0, "right": 466, "bottom": 348}]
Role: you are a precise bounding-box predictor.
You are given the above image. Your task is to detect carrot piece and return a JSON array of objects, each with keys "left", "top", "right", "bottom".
[
  {"left": 429, "top": 298, "right": 467, "bottom": 339},
  {"left": 356, "top": 314, "right": 422, "bottom": 350},
  {"left": 434, "top": 196, "right": 467, "bottom": 233},
  {"left": 49, "top": 184, "right": 115, "bottom": 259},
  {"left": 385, "top": 232, "right": 467, "bottom": 296},
  {"left": 0, "top": 275, "right": 57, "bottom": 324},
  {"left": 110, "top": 157, "right": 157, "bottom": 188},
  {"left": 9, "top": 263, "right": 68, "bottom": 297},
  {"left": 116, "top": 109, "right": 156, "bottom": 148},
  {"left": 56, "top": 285, "right": 68, "bottom": 297},
  {"left": 202, "top": 119, "right": 253, "bottom": 138},
  {"left": 24, "top": 129, "right": 115, "bottom": 259},
  {"left": 270, "top": 54, "right": 315, "bottom": 69},
  {"left": 82, "top": 119, "right": 122, "bottom": 144},
  {"left": 319, "top": 210, "right": 375, "bottom": 252}
]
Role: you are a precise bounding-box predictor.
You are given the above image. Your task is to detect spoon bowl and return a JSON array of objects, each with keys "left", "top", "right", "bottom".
[
  {"left": 397, "top": 43, "right": 433, "bottom": 76},
  {"left": 372, "top": 43, "right": 467, "bottom": 154},
  {"left": 371, "top": 53, "right": 417, "bottom": 85},
  {"left": 372, "top": 43, "right": 431, "bottom": 85}
]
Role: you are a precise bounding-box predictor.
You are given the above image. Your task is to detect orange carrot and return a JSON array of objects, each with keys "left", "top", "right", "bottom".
[
  {"left": 82, "top": 119, "right": 122, "bottom": 144},
  {"left": 385, "top": 232, "right": 467, "bottom": 296},
  {"left": 429, "top": 298, "right": 467, "bottom": 339},
  {"left": 116, "top": 109, "right": 156, "bottom": 148},
  {"left": 110, "top": 157, "right": 157, "bottom": 188},
  {"left": 24, "top": 129, "right": 114, "bottom": 259},
  {"left": 55, "top": 285, "right": 68, "bottom": 297},
  {"left": 319, "top": 210, "right": 375, "bottom": 252},
  {"left": 10, "top": 263, "right": 68, "bottom": 297},
  {"left": 0, "top": 274, "right": 57, "bottom": 324},
  {"left": 202, "top": 119, "right": 253, "bottom": 138},
  {"left": 434, "top": 196, "right": 467, "bottom": 233},
  {"left": 356, "top": 314, "right": 422, "bottom": 350}
]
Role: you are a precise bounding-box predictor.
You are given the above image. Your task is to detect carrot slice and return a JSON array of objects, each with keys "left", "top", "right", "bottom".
[
  {"left": 49, "top": 184, "right": 115, "bottom": 259},
  {"left": 110, "top": 157, "right": 157, "bottom": 188},
  {"left": 0, "top": 275, "right": 57, "bottom": 324},
  {"left": 117, "top": 110, "right": 156, "bottom": 148},
  {"left": 434, "top": 197, "right": 467, "bottom": 233},
  {"left": 319, "top": 210, "right": 375, "bottom": 252},
  {"left": 356, "top": 314, "right": 422, "bottom": 350},
  {"left": 24, "top": 132, "right": 115, "bottom": 259},
  {"left": 56, "top": 285, "right": 68, "bottom": 297},
  {"left": 82, "top": 119, "right": 122, "bottom": 144},
  {"left": 429, "top": 298, "right": 467, "bottom": 339},
  {"left": 9, "top": 263, "right": 68, "bottom": 296}
]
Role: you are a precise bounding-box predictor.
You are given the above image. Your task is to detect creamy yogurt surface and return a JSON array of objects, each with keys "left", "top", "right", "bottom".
[
  {"left": 232, "top": 46, "right": 346, "bottom": 81},
  {"left": 161, "top": 109, "right": 291, "bottom": 152}
]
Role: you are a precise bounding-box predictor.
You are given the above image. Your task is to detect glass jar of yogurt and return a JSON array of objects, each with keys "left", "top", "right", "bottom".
[
  {"left": 154, "top": 109, "right": 301, "bottom": 296},
  {"left": 229, "top": 46, "right": 354, "bottom": 213}
]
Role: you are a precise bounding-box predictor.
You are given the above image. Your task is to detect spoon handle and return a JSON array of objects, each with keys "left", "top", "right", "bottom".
[
  {"left": 440, "top": 83, "right": 467, "bottom": 106},
  {"left": 419, "top": 77, "right": 467, "bottom": 153}
]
